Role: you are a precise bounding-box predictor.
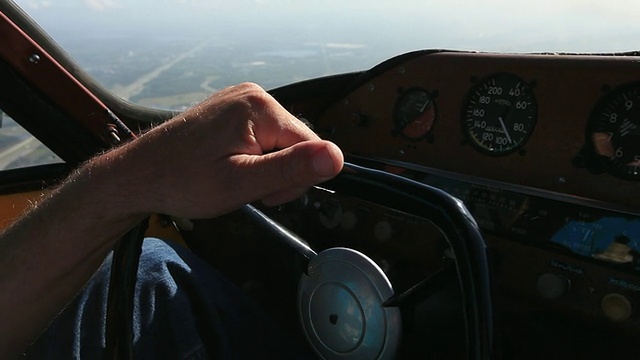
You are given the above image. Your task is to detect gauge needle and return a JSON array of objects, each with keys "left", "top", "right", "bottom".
[
  {"left": 419, "top": 98, "right": 430, "bottom": 112},
  {"left": 498, "top": 116, "right": 513, "bottom": 144}
]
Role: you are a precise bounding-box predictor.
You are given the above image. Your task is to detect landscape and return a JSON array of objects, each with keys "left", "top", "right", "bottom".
[
  {"left": 3, "top": 0, "right": 639, "bottom": 170},
  {"left": 0, "top": 19, "right": 377, "bottom": 169}
]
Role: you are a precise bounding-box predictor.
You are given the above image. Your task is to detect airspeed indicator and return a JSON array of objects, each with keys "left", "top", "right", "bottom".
[{"left": 462, "top": 73, "right": 537, "bottom": 155}]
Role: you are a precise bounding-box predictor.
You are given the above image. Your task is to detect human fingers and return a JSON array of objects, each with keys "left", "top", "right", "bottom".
[
  {"left": 252, "top": 108, "right": 321, "bottom": 152},
  {"left": 215, "top": 83, "right": 321, "bottom": 151},
  {"left": 229, "top": 140, "right": 343, "bottom": 206}
]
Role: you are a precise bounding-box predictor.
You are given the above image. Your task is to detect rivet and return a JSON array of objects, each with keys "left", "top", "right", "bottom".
[{"left": 28, "top": 54, "right": 40, "bottom": 64}]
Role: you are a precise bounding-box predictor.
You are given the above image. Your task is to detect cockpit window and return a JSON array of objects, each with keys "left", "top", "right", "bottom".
[
  {"left": 0, "top": 111, "right": 62, "bottom": 170},
  {"left": 13, "top": 0, "right": 640, "bottom": 110}
]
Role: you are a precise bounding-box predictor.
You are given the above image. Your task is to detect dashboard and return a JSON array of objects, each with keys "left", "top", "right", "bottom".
[
  {"left": 313, "top": 51, "right": 640, "bottom": 268},
  {"left": 193, "top": 51, "right": 640, "bottom": 358},
  {"left": 317, "top": 51, "right": 640, "bottom": 210},
  {"left": 313, "top": 51, "right": 640, "bottom": 256}
]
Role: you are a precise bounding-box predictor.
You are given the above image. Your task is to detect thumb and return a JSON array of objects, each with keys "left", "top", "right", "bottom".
[{"left": 243, "top": 140, "right": 344, "bottom": 205}]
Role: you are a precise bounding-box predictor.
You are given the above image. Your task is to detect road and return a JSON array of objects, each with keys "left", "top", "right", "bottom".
[
  {"left": 0, "top": 42, "right": 208, "bottom": 170},
  {"left": 0, "top": 136, "right": 40, "bottom": 170},
  {"left": 113, "top": 42, "right": 208, "bottom": 101}
]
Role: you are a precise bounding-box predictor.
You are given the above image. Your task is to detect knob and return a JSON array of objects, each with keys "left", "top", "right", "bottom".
[
  {"left": 317, "top": 200, "right": 342, "bottom": 229},
  {"left": 340, "top": 211, "right": 358, "bottom": 231},
  {"left": 536, "top": 273, "right": 570, "bottom": 300},
  {"left": 374, "top": 221, "right": 393, "bottom": 242},
  {"left": 601, "top": 293, "right": 633, "bottom": 322}
]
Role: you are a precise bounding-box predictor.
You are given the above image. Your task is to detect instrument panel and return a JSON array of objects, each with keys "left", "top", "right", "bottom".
[
  {"left": 316, "top": 51, "right": 640, "bottom": 212},
  {"left": 306, "top": 51, "right": 640, "bottom": 351}
]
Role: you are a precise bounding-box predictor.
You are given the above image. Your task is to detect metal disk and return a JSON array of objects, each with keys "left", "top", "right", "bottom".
[{"left": 298, "top": 247, "right": 401, "bottom": 359}]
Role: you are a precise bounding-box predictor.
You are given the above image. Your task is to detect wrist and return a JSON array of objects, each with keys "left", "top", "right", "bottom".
[{"left": 72, "top": 149, "right": 151, "bottom": 224}]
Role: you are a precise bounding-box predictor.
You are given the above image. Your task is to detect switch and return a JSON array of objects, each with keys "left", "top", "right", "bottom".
[{"left": 601, "top": 293, "right": 632, "bottom": 322}]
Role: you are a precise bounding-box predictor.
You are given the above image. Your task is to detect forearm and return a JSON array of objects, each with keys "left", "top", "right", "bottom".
[
  {"left": 0, "top": 83, "right": 344, "bottom": 358},
  {"left": 0, "top": 155, "right": 147, "bottom": 358}
]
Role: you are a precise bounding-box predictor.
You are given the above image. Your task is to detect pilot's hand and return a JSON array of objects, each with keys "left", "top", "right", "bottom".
[{"left": 94, "top": 82, "right": 344, "bottom": 219}]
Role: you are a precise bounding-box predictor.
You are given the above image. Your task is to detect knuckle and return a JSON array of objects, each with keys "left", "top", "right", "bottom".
[
  {"left": 277, "top": 146, "right": 317, "bottom": 188},
  {"left": 277, "top": 149, "right": 311, "bottom": 189},
  {"left": 236, "top": 82, "right": 263, "bottom": 92},
  {"left": 245, "top": 90, "right": 271, "bottom": 109},
  {"left": 232, "top": 83, "right": 272, "bottom": 115},
  {"left": 279, "top": 155, "right": 298, "bottom": 186}
]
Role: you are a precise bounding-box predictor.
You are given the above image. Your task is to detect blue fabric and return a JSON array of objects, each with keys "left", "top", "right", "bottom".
[{"left": 23, "top": 238, "right": 311, "bottom": 359}]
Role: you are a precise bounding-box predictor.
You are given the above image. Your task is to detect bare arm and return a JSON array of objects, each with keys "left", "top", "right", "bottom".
[{"left": 0, "top": 83, "right": 344, "bottom": 358}]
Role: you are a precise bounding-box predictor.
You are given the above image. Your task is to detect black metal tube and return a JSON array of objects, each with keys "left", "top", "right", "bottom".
[
  {"left": 240, "top": 204, "right": 318, "bottom": 261},
  {"left": 323, "top": 162, "right": 493, "bottom": 360},
  {"left": 105, "top": 219, "right": 148, "bottom": 360}
]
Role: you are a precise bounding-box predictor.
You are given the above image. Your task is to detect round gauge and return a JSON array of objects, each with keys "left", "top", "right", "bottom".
[
  {"left": 462, "top": 73, "right": 537, "bottom": 155},
  {"left": 393, "top": 88, "right": 436, "bottom": 140},
  {"left": 587, "top": 83, "right": 640, "bottom": 180}
]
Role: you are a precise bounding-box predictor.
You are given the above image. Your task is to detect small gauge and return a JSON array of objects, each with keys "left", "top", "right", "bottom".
[
  {"left": 462, "top": 73, "right": 537, "bottom": 155},
  {"left": 587, "top": 83, "right": 640, "bottom": 180},
  {"left": 393, "top": 88, "right": 436, "bottom": 140}
]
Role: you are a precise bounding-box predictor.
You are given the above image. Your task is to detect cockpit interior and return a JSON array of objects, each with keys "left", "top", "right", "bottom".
[{"left": 1, "top": 0, "right": 640, "bottom": 358}]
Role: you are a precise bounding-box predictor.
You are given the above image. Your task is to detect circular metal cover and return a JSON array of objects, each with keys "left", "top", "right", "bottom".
[{"left": 298, "top": 247, "right": 401, "bottom": 359}]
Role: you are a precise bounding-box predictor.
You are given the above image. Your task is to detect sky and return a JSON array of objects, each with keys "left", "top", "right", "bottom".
[
  {"left": 9, "top": 0, "right": 640, "bottom": 103},
  {"left": 11, "top": 0, "right": 640, "bottom": 54}
]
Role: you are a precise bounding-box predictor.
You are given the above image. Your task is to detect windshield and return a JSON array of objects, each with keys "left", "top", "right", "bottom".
[
  {"left": 0, "top": 113, "right": 61, "bottom": 170},
  {"left": 13, "top": 0, "right": 640, "bottom": 110}
]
